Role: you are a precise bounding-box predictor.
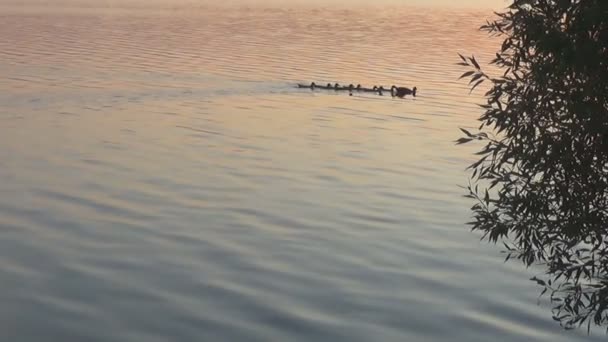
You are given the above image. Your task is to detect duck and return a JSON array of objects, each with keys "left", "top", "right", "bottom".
[
  {"left": 315, "top": 83, "right": 332, "bottom": 90},
  {"left": 334, "top": 83, "right": 353, "bottom": 91},
  {"left": 391, "top": 85, "right": 417, "bottom": 98}
]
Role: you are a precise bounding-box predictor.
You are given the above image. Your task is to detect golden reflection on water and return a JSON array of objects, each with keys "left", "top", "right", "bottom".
[{"left": 1, "top": 4, "right": 498, "bottom": 141}]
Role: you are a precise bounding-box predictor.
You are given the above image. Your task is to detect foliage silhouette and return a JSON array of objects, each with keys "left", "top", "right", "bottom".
[{"left": 458, "top": 0, "right": 608, "bottom": 332}]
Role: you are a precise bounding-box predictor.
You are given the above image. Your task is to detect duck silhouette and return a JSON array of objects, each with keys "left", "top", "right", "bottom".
[
  {"left": 359, "top": 85, "right": 378, "bottom": 93},
  {"left": 391, "top": 86, "right": 417, "bottom": 98},
  {"left": 297, "top": 82, "right": 410, "bottom": 97}
]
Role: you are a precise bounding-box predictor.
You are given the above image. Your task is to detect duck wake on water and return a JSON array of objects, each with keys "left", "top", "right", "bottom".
[{"left": 297, "top": 82, "right": 417, "bottom": 98}]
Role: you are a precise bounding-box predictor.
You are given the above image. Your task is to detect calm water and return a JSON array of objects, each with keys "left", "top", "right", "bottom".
[{"left": 0, "top": 2, "right": 600, "bottom": 341}]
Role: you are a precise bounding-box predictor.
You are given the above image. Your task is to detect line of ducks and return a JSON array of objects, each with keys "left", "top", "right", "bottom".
[{"left": 297, "top": 82, "right": 417, "bottom": 97}]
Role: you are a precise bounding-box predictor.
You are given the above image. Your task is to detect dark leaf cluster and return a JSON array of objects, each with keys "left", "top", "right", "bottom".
[{"left": 459, "top": 0, "right": 608, "bottom": 331}]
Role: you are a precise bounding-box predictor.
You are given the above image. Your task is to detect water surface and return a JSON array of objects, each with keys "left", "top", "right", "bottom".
[{"left": 0, "top": 2, "right": 600, "bottom": 341}]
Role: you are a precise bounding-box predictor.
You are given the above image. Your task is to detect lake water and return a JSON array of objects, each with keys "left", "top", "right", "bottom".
[{"left": 0, "top": 1, "right": 601, "bottom": 341}]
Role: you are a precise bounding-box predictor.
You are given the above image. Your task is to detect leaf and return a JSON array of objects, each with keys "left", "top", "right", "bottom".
[
  {"left": 459, "top": 71, "right": 475, "bottom": 79},
  {"left": 470, "top": 79, "right": 485, "bottom": 93},
  {"left": 459, "top": 127, "right": 474, "bottom": 137},
  {"left": 470, "top": 55, "right": 481, "bottom": 69},
  {"left": 530, "top": 277, "right": 546, "bottom": 286},
  {"left": 455, "top": 137, "right": 473, "bottom": 145},
  {"left": 457, "top": 53, "right": 467, "bottom": 63},
  {"left": 468, "top": 73, "right": 484, "bottom": 84}
]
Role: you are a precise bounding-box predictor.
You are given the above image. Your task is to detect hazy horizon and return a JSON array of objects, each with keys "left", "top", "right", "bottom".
[{"left": 0, "top": 0, "right": 509, "bottom": 9}]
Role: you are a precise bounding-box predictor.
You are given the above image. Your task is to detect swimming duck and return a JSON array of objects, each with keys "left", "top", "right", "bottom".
[
  {"left": 334, "top": 83, "right": 352, "bottom": 91},
  {"left": 391, "top": 86, "right": 417, "bottom": 98}
]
